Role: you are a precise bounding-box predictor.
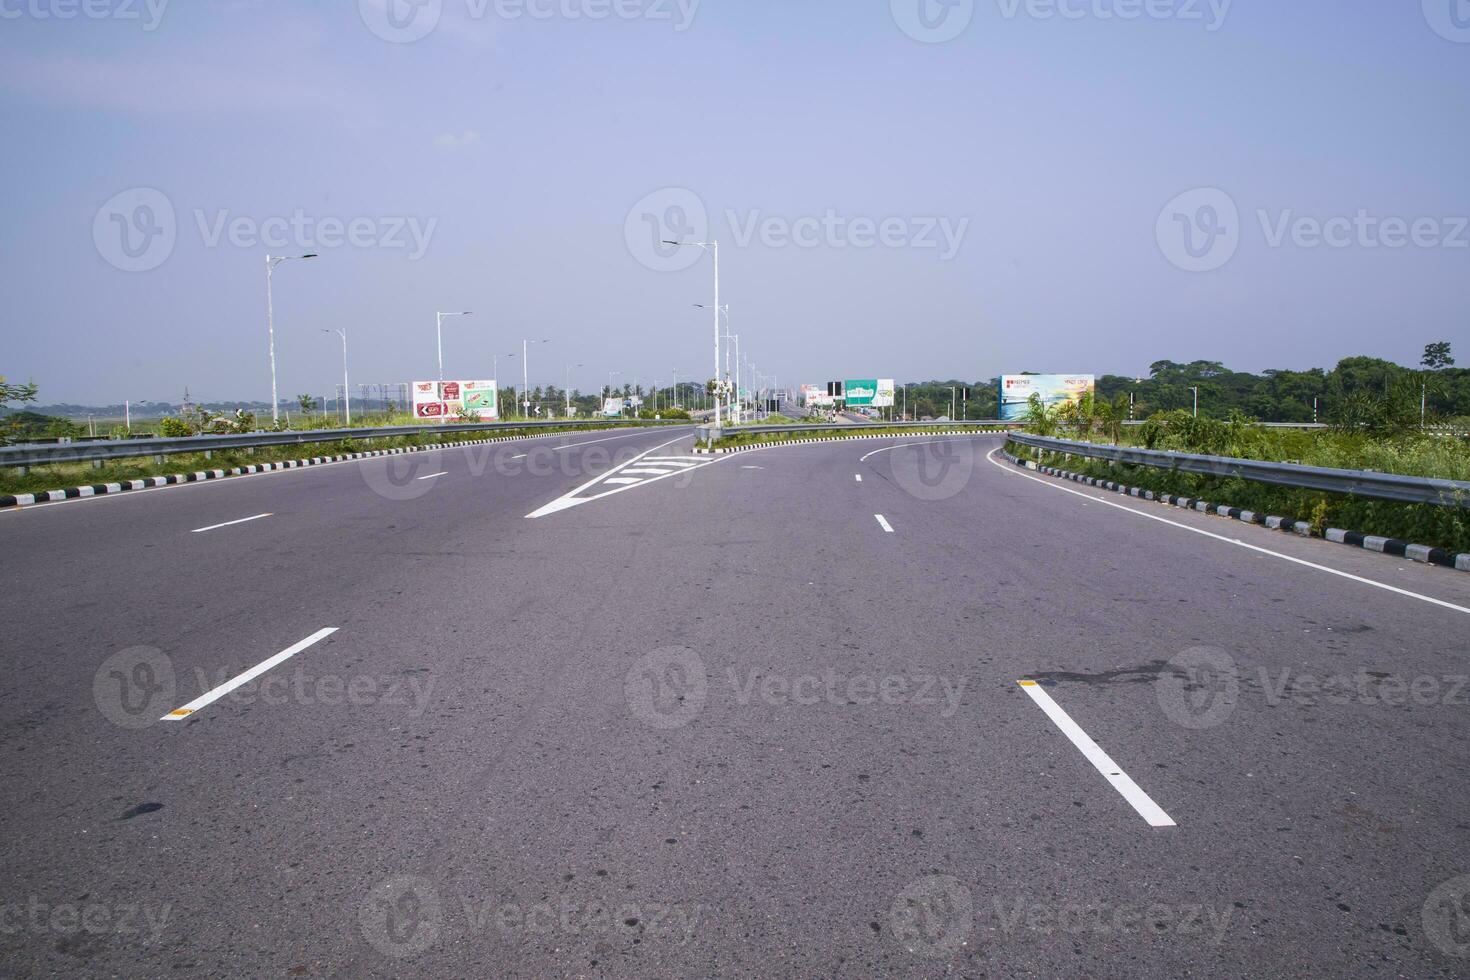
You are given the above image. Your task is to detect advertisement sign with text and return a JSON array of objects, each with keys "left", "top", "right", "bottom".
[
  {"left": 998, "top": 374, "right": 1095, "bottom": 421},
  {"left": 844, "top": 379, "right": 879, "bottom": 407}
]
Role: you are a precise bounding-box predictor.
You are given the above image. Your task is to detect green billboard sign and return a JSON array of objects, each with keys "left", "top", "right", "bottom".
[{"left": 844, "top": 379, "right": 879, "bottom": 407}]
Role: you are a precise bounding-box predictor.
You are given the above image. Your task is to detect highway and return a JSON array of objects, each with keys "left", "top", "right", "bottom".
[{"left": 2, "top": 427, "right": 1468, "bottom": 977}]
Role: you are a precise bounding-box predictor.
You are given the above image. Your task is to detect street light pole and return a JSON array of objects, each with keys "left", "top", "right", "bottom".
[
  {"left": 265, "top": 253, "right": 318, "bottom": 426},
  {"left": 565, "top": 363, "right": 582, "bottom": 417},
  {"left": 522, "top": 339, "right": 549, "bottom": 418},
  {"left": 436, "top": 311, "right": 474, "bottom": 383},
  {"left": 1189, "top": 386, "right": 1200, "bottom": 417},
  {"left": 321, "top": 329, "right": 350, "bottom": 425},
  {"left": 667, "top": 241, "right": 721, "bottom": 429}
]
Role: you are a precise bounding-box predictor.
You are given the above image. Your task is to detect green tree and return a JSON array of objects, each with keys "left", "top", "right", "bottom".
[
  {"left": 1422, "top": 342, "right": 1454, "bottom": 371},
  {"left": 297, "top": 394, "right": 316, "bottom": 415}
]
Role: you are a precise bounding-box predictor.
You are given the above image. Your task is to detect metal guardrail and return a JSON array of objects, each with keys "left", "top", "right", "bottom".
[
  {"left": 0, "top": 420, "right": 683, "bottom": 469},
  {"left": 1008, "top": 433, "right": 1470, "bottom": 508}
]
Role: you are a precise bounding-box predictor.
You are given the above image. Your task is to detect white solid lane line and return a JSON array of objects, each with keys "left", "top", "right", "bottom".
[
  {"left": 604, "top": 478, "right": 642, "bottom": 485},
  {"left": 875, "top": 514, "right": 894, "bottom": 533},
  {"left": 620, "top": 468, "right": 675, "bottom": 476},
  {"left": 416, "top": 471, "right": 449, "bottom": 481},
  {"left": 858, "top": 436, "right": 996, "bottom": 464},
  {"left": 191, "top": 513, "right": 272, "bottom": 534},
  {"left": 160, "top": 627, "right": 339, "bottom": 722},
  {"left": 1017, "top": 680, "right": 1176, "bottom": 828},
  {"left": 985, "top": 449, "right": 1470, "bottom": 617}
]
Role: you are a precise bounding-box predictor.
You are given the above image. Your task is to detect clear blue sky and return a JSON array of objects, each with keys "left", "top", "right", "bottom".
[{"left": 2, "top": 0, "right": 1467, "bottom": 403}]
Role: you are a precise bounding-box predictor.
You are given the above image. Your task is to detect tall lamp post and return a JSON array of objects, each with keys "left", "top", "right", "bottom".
[
  {"left": 565, "top": 362, "right": 583, "bottom": 417},
  {"left": 321, "top": 328, "right": 350, "bottom": 425},
  {"left": 665, "top": 240, "right": 721, "bottom": 429},
  {"left": 265, "top": 253, "right": 318, "bottom": 426},
  {"left": 1189, "top": 386, "right": 1200, "bottom": 418},
  {"left": 436, "top": 311, "right": 474, "bottom": 383},
  {"left": 522, "top": 339, "right": 550, "bottom": 418}
]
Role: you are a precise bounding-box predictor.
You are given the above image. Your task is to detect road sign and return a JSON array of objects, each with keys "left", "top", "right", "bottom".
[{"left": 844, "top": 380, "right": 879, "bottom": 407}]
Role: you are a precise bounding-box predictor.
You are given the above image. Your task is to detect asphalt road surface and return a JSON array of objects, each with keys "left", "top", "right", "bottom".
[{"left": 2, "top": 427, "right": 1468, "bottom": 977}]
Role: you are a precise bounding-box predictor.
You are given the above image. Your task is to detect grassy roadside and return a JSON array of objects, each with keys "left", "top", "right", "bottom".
[
  {"left": 711, "top": 425, "right": 1011, "bottom": 449},
  {"left": 1007, "top": 441, "right": 1470, "bottom": 555},
  {"left": 0, "top": 423, "right": 656, "bottom": 497}
]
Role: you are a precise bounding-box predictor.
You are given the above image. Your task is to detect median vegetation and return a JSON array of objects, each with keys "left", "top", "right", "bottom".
[
  {"left": 711, "top": 424, "right": 1010, "bottom": 450},
  {"left": 1009, "top": 400, "right": 1470, "bottom": 554}
]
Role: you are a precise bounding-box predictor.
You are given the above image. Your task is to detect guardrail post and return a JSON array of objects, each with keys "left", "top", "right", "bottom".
[{"left": 154, "top": 455, "right": 165, "bottom": 466}]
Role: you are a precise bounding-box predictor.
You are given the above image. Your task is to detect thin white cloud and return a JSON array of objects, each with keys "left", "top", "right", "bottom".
[{"left": 433, "top": 129, "right": 482, "bottom": 151}]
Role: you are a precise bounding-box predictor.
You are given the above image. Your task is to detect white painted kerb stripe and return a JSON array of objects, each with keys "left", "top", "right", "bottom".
[
  {"left": 1016, "top": 680, "right": 1176, "bottom": 828},
  {"left": 874, "top": 514, "right": 894, "bottom": 533},
  {"left": 160, "top": 628, "right": 339, "bottom": 721},
  {"left": 191, "top": 513, "right": 272, "bottom": 533}
]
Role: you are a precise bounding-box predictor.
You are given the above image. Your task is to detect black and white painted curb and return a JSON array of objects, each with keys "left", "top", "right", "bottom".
[
  {"left": 692, "top": 430, "right": 1007, "bottom": 454},
  {"left": 0, "top": 432, "right": 558, "bottom": 510},
  {"left": 1002, "top": 450, "right": 1470, "bottom": 574}
]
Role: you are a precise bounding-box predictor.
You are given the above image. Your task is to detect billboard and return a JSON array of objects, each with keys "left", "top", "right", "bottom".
[
  {"left": 461, "top": 380, "right": 498, "bottom": 419},
  {"left": 844, "top": 379, "right": 879, "bottom": 407},
  {"left": 602, "top": 398, "right": 624, "bottom": 417},
  {"left": 874, "top": 379, "right": 896, "bottom": 408},
  {"left": 802, "top": 384, "right": 834, "bottom": 407},
  {"left": 998, "top": 374, "right": 1095, "bottom": 421},
  {"left": 412, "top": 381, "right": 446, "bottom": 420},
  {"left": 413, "top": 380, "right": 498, "bottom": 421}
]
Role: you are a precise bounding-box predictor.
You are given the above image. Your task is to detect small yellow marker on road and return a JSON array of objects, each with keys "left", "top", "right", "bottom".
[
  {"left": 167, "top": 709, "right": 192, "bottom": 718},
  {"left": 1018, "top": 680, "right": 1037, "bottom": 687}
]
